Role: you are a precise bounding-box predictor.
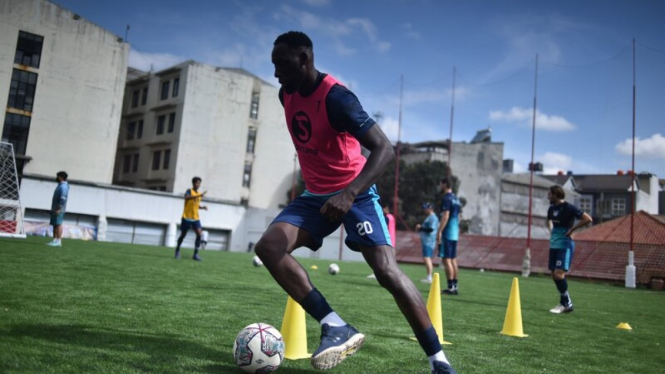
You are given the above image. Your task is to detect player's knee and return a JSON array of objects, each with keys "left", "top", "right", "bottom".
[
  {"left": 374, "top": 265, "right": 401, "bottom": 291},
  {"left": 254, "top": 237, "right": 282, "bottom": 261}
]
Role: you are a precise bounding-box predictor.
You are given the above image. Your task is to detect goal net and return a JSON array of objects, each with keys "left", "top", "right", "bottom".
[{"left": 0, "top": 142, "right": 26, "bottom": 238}]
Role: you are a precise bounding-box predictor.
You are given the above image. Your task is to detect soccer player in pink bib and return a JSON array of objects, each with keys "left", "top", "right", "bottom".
[{"left": 254, "top": 31, "right": 456, "bottom": 374}]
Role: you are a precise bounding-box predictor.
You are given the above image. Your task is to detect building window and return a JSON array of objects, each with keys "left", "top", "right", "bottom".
[
  {"left": 579, "top": 196, "right": 592, "bottom": 214},
  {"left": 152, "top": 150, "right": 161, "bottom": 170},
  {"left": 156, "top": 115, "right": 165, "bottom": 134},
  {"left": 126, "top": 121, "right": 136, "bottom": 140},
  {"left": 14, "top": 31, "right": 43, "bottom": 69},
  {"left": 132, "top": 153, "right": 139, "bottom": 172},
  {"left": 123, "top": 154, "right": 131, "bottom": 173},
  {"left": 137, "top": 120, "right": 144, "bottom": 139},
  {"left": 8, "top": 69, "right": 38, "bottom": 112},
  {"left": 172, "top": 78, "right": 180, "bottom": 97},
  {"left": 163, "top": 149, "right": 171, "bottom": 170},
  {"left": 141, "top": 87, "right": 148, "bottom": 105},
  {"left": 131, "top": 90, "right": 139, "bottom": 108},
  {"left": 611, "top": 198, "right": 626, "bottom": 216},
  {"left": 160, "top": 80, "right": 170, "bottom": 100},
  {"left": 168, "top": 112, "right": 176, "bottom": 133},
  {"left": 2, "top": 113, "right": 31, "bottom": 155},
  {"left": 242, "top": 162, "right": 252, "bottom": 187},
  {"left": 250, "top": 92, "right": 259, "bottom": 119},
  {"left": 246, "top": 127, "right": 257, "bottom": 154}
]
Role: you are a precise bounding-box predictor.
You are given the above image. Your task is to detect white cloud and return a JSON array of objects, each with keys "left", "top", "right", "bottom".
[
  {"left": 277, "top": 5, "right": 390, "bottom": 55},
  {"left": 298, "top": 0, "right": 330, "bottom": 6},
  {"left": 376, "top": 116, "right": 400, "bottom": 142},
  {"left": 402, "top": 23, "right": 421, "bottom": 40},
  {"left": 540, "top": 152, "right": 573, "bottom": 174},
  {"left": 128, "top": 49, "right": 186, "bottom": 72},
  {"left": 489, "top": 107, "right": 576, "bottom": 132},
  {"left": 615, "top": 133, "right": 665, "bottom": 159}
]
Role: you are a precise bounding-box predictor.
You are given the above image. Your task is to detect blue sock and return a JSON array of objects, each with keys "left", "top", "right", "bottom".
[
  {"left": 415, "top": 326, "right": 442, "bottom": 357},
  {"left": 452, "top": 279, "right": 458, "bottom": 288},
  {"left": 299, "top": 288, "right": 334, "bottom": 322},
  {"left": 447, "top": 280, "right": 453, "bottom": 289},
  {"left": 195, "top": 235, "right": 201, "bottom": 250}
]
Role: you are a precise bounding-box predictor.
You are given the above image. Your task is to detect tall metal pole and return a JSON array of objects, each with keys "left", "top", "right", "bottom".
[
  {"left": 527, "top": 55, "right": 539, "bottom": 250},
  {"left": 393, "top": 75, "right": 403, "bottom": 220},
  {"left": 447, "top": 67, "right": 456, "bottom": 177},
  {"left": 626, "top": 39, "right": 637, "bottom": 288},
  {"left": 523, "top": 55, "right": 539, "bottom": 277}
]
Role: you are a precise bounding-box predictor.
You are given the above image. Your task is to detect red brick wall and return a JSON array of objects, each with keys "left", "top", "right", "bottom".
[{"left": 395, "top": 231, "right": 665, "bottom": 284}]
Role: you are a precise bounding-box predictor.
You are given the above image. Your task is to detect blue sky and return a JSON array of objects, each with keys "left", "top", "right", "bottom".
[{"left": 55, "top": 0, "right": 665, "bottom": 178}]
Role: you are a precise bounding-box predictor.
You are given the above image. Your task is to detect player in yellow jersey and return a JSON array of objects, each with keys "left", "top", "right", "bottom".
[{"left": 175, "top": 177, "right": 208, "bottom": 261}]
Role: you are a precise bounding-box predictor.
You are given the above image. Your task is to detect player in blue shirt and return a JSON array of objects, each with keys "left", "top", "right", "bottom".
[
  {"left": 416, "top": 203, "right": 439, "bottom": 284},
  {"left": 47, "top": 171, "right": 69, "bottom": 247},
  {"left": 436, "top": 178, "right": 461, "bottom": 295},
  {"left": 546, "top": 185, "right": 592, "bottom": 314}
]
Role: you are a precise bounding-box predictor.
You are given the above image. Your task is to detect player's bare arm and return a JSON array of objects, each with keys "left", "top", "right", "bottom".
[
  {"left": 436, "top": 211, "right": 450, "bottom": 245},
  {"left": 319, "top": 125, "right": 394, "bottom": 221},
  {"left": 565, "top": 212, "right": 592, "bottom": 237}
]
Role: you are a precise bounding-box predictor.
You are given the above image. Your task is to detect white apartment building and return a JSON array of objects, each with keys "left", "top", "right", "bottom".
[
  {"left": 0, "top": 0, "right": 128, "bottom": 182},
  {"left": 113, "top": 62, "right": 295, "bottom": 210}
]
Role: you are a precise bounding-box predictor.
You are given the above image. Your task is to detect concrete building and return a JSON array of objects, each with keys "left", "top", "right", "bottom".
[
  {"left": 542, "top": 172, "right": 660, "bottom": 224},
  {"left": 0, "top": 0, "right": 128, "bottom": 182},
  {"left": 400, "top": 133, "right": 504, "bottom": 236},
  {"left": 113, "top": 62, "right": 294, "bottom": 210},
  {"left": 500, "top": 173, "right": 578, "bottom": 238}
]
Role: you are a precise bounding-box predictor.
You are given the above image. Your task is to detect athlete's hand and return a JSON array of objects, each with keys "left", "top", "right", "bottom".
[
  {"left": 320, "top": 190, "right": 354, "bottom": 221},
  {"left": 415, "top": 224, "right": 422, "bottom": 231},
  {"left": 201, "top": 190, "right": 207, "bottom": 196}
]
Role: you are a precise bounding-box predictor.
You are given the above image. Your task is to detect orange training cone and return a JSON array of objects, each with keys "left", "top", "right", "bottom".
[
  {"left": 500, "top": 277, "right": 528, "bottom": 338},
  {"left": 280, "top": 296, "right": 311, "bottom": 359},
  {"left": 411, "top": 273, "right": 452, "bottom": 345}
]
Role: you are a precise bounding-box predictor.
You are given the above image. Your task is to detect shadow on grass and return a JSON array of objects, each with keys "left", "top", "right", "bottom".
[{"left": 3, "top": 323, "right": 316, "bottom": 373}]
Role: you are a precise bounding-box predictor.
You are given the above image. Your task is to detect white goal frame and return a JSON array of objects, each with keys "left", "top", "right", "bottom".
[{"left": 0, "top": 142, "right": 26, "bottom": 239}]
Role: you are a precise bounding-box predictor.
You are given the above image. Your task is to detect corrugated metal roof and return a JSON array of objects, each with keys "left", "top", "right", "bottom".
[{"left": 574, "top": 211, "right": 665, "bottom": 245}]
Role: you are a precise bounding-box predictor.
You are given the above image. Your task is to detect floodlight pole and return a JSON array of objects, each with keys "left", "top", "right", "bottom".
[
  {"left": 393, "top": 75, "right": 403, "bottom": 221},
  {"left": 447, "top": 67, "right": 456, "bottom": 177},
  {"left": 523, "top": 54, "right": 539, "bottom": 277},
  {"left": 626, "top": 39, "right": 637, "bottom": 288}
]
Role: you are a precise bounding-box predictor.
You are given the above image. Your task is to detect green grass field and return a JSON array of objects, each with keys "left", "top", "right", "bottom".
[{"left": 1, "top": 237, "right": 663, "bottom": 374}]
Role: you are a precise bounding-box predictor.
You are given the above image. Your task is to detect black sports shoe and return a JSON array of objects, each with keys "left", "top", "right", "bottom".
[
  {"left": 442, "top": 289, "right": 458, "bottom": 295},
  {"left": 311, "top": 324, "right": 365, "bottom": 370},
  {"left": 432, "top": 360, "right": 458, "bottom": 374}
]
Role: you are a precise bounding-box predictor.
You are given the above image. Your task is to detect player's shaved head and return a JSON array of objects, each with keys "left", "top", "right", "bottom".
[{"left": 274, "top": 31, "right": 313, "bottom": 51}]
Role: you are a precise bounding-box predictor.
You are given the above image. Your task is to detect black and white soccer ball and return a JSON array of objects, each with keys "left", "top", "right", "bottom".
[
  {"left": 233, "top": 323, "right": 284, "bottom": 373},
  {"left": 328, "top": 263, "right": 340, "bottom": 275},
  {"left": 252, "top": 255, "right": 263, "bottom": 267}
]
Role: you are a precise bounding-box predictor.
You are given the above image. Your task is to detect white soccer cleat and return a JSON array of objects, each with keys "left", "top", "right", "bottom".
[
  {"left": 549, "top": 304, "right": 574, "bottom": 314},
  {"left": 421, "top": 278, "right": 432, "bottom": 284},
  {"left": 46, "top": 241, "right": 61, "bottom": 247}
]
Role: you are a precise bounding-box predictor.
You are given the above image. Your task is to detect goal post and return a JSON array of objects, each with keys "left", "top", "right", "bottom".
[{"left": 0, "top": 142, "right": 26, "bottom": 239}]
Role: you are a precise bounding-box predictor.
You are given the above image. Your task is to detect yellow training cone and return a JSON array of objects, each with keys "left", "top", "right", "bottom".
[
  {"left": 411, "top": 273, "right": 452, "bottom": 345},
  {"left": 500, "top": 277, "right": 528, "bottom": 338},
  {"left": 280, "top": 296, "right": 311, "bottom": 360},
  {"left": 616, "top": 322, "right": 633, "bottom": 331}
]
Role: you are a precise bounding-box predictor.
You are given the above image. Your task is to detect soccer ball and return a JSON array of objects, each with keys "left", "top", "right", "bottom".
[
  {"left": 328, "top": 263, "right": 340, "bottom": 275},
  {"left": 233, "top": 323, "right": 284, "bottom": 373},
  {"left": 252, "top": 255, "right": 263, "bottom": 267}
]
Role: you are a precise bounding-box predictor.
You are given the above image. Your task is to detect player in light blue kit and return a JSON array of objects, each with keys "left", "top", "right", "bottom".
[
  {"left": 436, "top": 177, "right": 461, "bottom": 295},
  {"left": 416, "top": 202, "right": 439, "bottom": 284},
  {"left": 546, "top": 185, "right": 592, "bottom": 314},
  {"left": 47, "top": 171, "right": 69, "bottom": 247}
]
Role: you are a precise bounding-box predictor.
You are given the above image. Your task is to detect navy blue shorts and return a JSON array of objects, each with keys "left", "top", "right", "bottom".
[
  {"left": 181, "top": 219, "right": 202, "bottom": 232},
  {"left": 549, "top": 244, "right": 574, "bottom": 271},
  {"left": 439, "top": 238, "right": 457, "bottom": 259},
  {"left": 272, "top": 185, "right": 391, "bottom": 252}
]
